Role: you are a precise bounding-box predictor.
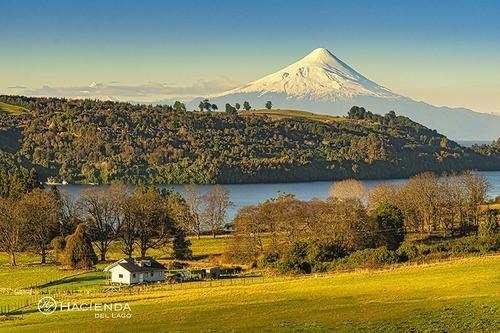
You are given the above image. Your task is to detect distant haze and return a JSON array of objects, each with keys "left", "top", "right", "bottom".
[{"left": 180, "top": 48, "right": 500, "bottom": 141}]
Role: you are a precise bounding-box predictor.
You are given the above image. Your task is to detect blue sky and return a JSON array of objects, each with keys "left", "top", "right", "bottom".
[{"left": 1, "top": 0, "right": 499, "bottom": 113}]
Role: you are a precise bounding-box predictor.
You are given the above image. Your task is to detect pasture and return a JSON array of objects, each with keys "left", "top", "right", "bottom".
[{"left": 0, "top": 255, "right": 499, "bottom": 332}]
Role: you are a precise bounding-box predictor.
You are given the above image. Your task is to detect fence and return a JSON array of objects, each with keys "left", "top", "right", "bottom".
[{"left": 1, "top": 252, "right": 499, "bottom": 317}]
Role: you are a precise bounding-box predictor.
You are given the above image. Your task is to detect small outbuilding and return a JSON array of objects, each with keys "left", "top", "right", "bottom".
[
  {"left": 201, "top": 267, "right": 221, "bottom": 280},
  {"left": 104, "top": 257, "right": 167, "bottom": 285}
]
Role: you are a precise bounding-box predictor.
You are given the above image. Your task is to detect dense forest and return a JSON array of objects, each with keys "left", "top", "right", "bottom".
[{"left": 1, "top": 95, "right": 500, "bottom": 184}]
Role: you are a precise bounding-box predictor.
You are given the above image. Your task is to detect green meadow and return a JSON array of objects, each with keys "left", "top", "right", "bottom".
[
  {"left": 0, "top": 236, "right": 230, "bottom": 293},
  {"left": 0, "top": 102, "right": 27, "bottom": 115},
  {"left": 239, "top": 109, "right": 346, "bottom": 122},
  {"left": 0, "top": 255, "right": 499, "bottom": 332}
]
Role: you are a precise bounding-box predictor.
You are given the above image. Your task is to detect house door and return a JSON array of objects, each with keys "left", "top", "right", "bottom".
[{"left": 139, "top": 273, "right": 144, "bottom": 283}]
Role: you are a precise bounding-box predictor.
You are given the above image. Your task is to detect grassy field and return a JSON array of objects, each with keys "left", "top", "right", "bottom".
[
  {"left": 0, "top": 102, "right": 27, "bottom": 115},
  {"left": 239, "top": 109, "right": 346, "bottom": 122},
  {"left": 0, "top": 255, "right": 499, "bottom": 332},
  {"left": 0, "top": 236, "right": 229, "bottom": 292}
]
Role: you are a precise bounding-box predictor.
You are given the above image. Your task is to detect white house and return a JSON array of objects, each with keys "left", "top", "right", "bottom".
[{"left": 104, "top": 257, "right": 167, "bottom": 285}]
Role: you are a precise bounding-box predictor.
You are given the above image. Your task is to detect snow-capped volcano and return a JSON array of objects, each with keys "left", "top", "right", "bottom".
[
  {"left": 183, "top": 47, "right": 500, "bottom": 140},
  {"left": 217, "top": 48, "right": 396, "bottom": 101}
]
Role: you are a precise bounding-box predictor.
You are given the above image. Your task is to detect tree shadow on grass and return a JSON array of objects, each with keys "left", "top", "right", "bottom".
[{"left": 38, "top": 273, "right": 104, "bottom": 289}]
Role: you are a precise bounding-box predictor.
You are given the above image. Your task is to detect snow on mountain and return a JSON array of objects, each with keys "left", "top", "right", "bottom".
[
  {"left": 195, "top": 48, "right": 500, "bottom": 141},
  {"left": 215, "top": 48, "right": 396, "bottom": 101}
]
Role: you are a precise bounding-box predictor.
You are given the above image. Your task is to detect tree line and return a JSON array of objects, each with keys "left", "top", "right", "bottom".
[
  {"left": 3, "top": 96, "right": 498, "bottom": 185},
  {"left": 0, "top": 166, "right": 233, "bottom": 267},
  {"left": 227, "top": 171, "right": 498, "bottom": 273}
]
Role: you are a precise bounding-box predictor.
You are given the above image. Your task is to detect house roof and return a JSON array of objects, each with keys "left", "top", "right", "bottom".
[{"left": 104, "top": 257, "right": 166, "bottom": 272}]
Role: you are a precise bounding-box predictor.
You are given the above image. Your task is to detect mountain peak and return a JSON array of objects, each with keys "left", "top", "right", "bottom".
[
  {"left": 301, "top": 47, "right": 337, "bottom": 63},
  {"left": 215, "top": 47, "right": 396, "bottom": 100}
]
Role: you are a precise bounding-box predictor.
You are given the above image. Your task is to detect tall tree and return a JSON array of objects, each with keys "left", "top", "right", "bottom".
[
  {"left": 52, "top": 188, "right": 83, "bottom": 236},
  {"left": 372, "top": 202, "right": 405, "bottom": 250},
  {"left": 243, "top": 101, "right": 251, "bottom": 111},
  {"left": 265, "top": 101, "right": 273, "bottom": 110},
  {"left": 80, "top": 183, "right": 127, "bottom": 261},
  {"left": 462, "top": 171, "right": 490, "bottom": 235},
  {"left": 17, "top": 188, "right": 59, "bottom": 263},
  {"left": 202, "top": 185, "right": 234, "bottom": 238},
  {"left": 128, "top": 185, "right": 174, "bottom": 256},
  {"left": 173, "top": 101, "right": 186, "bottom": 112},
  {"left": 172, "top": 227, "right": 193, "bottom": 260},
  {"left": 198, "top": 100, "right": 205, "bottom": 111},
  {"left": 183, "top": 184, "right": 204, "bottom": 239},
  {"left": 329, "top": 179, "right": 368, "bottom": 204},
  {"left": 225, "top": 103, "right": 237, "bottom": 115},
  {"left": 120, "top": 197, "right": 137, "bottom": 258},
  {"left": 0, "top": 198, "right": 23, "bottom": 266},
  {"left": 235, "top": 103, "right": 241, "bottom": 110}
]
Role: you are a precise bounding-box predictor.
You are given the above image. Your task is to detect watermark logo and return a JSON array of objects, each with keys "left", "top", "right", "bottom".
[
  {"left": 36, "top": 297, "right": 132, "bottom": 318},
  {"left": 38, "top": 296, "right": 57, "bottom": 315}
]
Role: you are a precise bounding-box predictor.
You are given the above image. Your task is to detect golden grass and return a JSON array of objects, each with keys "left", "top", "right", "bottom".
[
  {"left": 1, "top": 255, "right": 499, "bottom": 332},
  {"left": 0, "top": 102, "right": 28, "bottom": 116}
]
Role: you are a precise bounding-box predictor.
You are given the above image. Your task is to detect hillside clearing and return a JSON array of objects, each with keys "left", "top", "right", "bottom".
[
  {"left": 0, "top": 102, "right": 27, "bottom": 115},
  {"left": 239, "top": 109, "right": 346, "bottom": 122}
]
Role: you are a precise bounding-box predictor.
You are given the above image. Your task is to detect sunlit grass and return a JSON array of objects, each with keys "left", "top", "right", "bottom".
[
  {"left": 239, "top": 109, "right": 347, "bottom": 122},
  {"left": 0, "top": 102, "right": 27, "bottom": 115},
  {"left": 0, "top": 255, "right": 499, "bottom": 332}
]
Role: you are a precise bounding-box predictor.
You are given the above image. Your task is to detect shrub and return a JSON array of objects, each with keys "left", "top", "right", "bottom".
[
  {"left": 479, "top": 210, "right": 500, "bottom": 238},
  {"left": 276, "top": 238, "right": 345, "bottom": 274},
  {"left": 333, "top": 246, "right": 399, "bottom": 270}
]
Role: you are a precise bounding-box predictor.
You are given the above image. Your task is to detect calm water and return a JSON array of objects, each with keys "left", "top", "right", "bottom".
[{"left": 56, "top": 171, "right": 500, "bottom": 220}]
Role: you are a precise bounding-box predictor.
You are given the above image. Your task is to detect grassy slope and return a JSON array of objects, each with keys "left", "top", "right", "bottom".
[
  {"left": 0, "top": 102, "right": 27, "bottom": 116},
  {"left": 1, "top": 255, "right": 499, "bottom": 332},
  {"left": 0, "top": 236, "right": 229, "bottom": 290},
  {"left": 239, "top": 109, "right": 347, "bottom": 122}
]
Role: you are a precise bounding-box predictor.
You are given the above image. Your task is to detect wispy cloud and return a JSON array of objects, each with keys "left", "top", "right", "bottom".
[
  {"left": 7, "top": 85, "right": 28, "bottom": 89},
  {"left": 18, "top": 76, "right": 243, "bottom": 102}
]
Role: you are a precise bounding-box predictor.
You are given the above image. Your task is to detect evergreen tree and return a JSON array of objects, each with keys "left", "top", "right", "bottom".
[
  {"left": 172, "top": 227, "right": 192, "bottom": 260},
  {"left": 62, "top": 223, "right": 98, "bottom": 269},
  {"left": 372, "top": 202, "right": 405, "bottom": 250}
]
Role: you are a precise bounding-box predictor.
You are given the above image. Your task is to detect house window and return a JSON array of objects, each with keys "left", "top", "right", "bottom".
[
  {"left": 133, "top": 274, "right": 136, "bottom": 278},
  {"left": 119, "top": 274, "right": 123, "bottom": 278},
  {"left": 145, "top": 273, "right": 148, "bottom": 277}
]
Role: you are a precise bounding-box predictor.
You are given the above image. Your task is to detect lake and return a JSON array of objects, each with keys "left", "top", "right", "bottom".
[{"left": 56, "top": 171, "right": 500, "bottom": 219}]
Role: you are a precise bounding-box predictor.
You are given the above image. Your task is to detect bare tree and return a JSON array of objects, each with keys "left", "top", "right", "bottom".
[
  {"left": 80, "top": 183, "right": 127, "bottom": 261},
  {"left": 462, "top": 171, "right": 490, "bottom": 235},
  {"left": 183, "top": 184, "right": 204, "bottom": 239},
  {"left": 17, "top": 188, "right": 59, "bottom": 263},
  {"left": 55, "top": 190, "right": 83, "bottom": 236},
  {"left": 0, "top": 198, "right": 23, "bottom": 266},
  {"left": 202, "top": 185, "right": 234, "bottom": 238},
  {"left": 329, "top": 179, "right": 368, "bottom": 205},
  {"left": 120, "top": 197, "right": 137, "bottom": 258},
  {"left": 128, "top": 185, "right": 174, "bottom": 257}
]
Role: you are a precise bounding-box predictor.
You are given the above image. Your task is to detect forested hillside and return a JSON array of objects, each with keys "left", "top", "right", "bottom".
[{"left": 0, "top": 95, "right": 499, "bottom": 184}]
